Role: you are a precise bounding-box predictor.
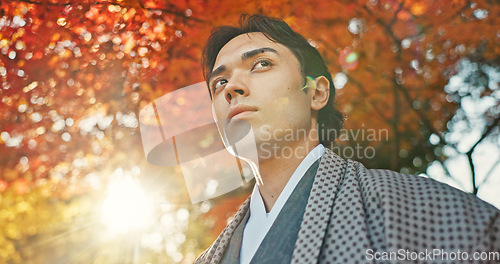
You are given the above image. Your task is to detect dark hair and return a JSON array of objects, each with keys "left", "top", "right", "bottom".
[{"left": 202, "top": 14, "right": 344, "bottom": 146}]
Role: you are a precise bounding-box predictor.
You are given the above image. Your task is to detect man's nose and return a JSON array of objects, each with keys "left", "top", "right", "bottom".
[{"left": 224, "top": 74, "right": 249, "bottom": 103}]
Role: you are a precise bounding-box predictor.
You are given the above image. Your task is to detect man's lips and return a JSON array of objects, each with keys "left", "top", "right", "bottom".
[{"left": 226, "top": 105, "right": 257, "bottom": 121}]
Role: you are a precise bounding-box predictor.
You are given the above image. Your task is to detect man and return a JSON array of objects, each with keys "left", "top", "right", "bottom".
[{"left": 195, "top": 14, "right": 499, "bottom": 264}]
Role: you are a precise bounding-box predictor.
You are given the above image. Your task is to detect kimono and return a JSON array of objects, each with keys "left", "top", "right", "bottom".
[{"left": 195, "top": 148, "right": 500, "bottom": 264}]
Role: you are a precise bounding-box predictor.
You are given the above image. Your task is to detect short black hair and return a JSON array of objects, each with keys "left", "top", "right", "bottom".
[{"left": 202, "top": 14, "right": 344, "bottom": 147}]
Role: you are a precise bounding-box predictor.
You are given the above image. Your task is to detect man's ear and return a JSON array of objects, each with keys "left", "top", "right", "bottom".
[{"left": 310, "top": 76, "right": 330, "bottom": 111}]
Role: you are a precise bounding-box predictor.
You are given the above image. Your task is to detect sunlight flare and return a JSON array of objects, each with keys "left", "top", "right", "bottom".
[{"left": 101, "top": 169, "right": 153, "bottom": 234}]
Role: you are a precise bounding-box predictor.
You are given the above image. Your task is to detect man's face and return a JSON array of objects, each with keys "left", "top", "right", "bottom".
[{"left": 208, "top": 32, "right": 313, "bottom": 152}]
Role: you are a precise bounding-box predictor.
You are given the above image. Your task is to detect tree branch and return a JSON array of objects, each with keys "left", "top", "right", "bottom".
[
  {"left": 433, "top": 160, "right": 467, "bottom": 190},
  {"left": 466, "top": 115, "right": 500, "bottom": 157},
  {"left": 391, "top": 76, "right": 401, "bottom": 170},
  {"left": 466, "top": 115, "right": 500, "bottom": 194},
  {"left": 388, "top": 1, "right": 405, "bottom": 27},
  {"left": 347, "top": 76, "right": 393, "bottom": 125},
  {"left": 477, "top": 158, "right": 500, "bottom": 190}
]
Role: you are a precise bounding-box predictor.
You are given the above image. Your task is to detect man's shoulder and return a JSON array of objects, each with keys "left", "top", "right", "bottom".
[
  {"left": 317, "top": 152, "right": 499, "bottom": 255},
  {"left": 320, "top": 149, "right": 494, "bottom": 209},
  {"left": 346, "top": 159, "right": 499, "bottom": 214}
]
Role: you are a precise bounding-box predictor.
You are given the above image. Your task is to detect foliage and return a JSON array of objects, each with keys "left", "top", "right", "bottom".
[{"left": 0, "top": 0, "right": 498, "bottom": 263}]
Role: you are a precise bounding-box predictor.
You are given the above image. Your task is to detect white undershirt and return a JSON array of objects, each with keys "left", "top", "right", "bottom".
[{"left": 239, "top": 144, "right": 325, "bottom": 264}]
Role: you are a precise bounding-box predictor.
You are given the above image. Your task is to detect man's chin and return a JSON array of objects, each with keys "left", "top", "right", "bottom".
[{"left": 223, "top": 119, "right": 254, "bottom": 146}]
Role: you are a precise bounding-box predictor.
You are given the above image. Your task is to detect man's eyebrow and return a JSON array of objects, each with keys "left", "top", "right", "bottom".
[
  {"left": 241, "top": 47, "right": 278, "bottom": 61},
  {"left": 207, "top": 65, "right": 226, "bottom": 83}
]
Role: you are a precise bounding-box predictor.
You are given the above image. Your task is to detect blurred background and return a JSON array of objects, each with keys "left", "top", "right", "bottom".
[{"left": 0, "top": 0, "right": 498, "bottom": 263}]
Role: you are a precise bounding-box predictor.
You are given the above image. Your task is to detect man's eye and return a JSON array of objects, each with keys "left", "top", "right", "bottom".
[
  {"left": 212, "top": 79, "right": 227, "bottom": 92},
  {"left": 252, "top": 60, "right": 271, "bottom": 70}
]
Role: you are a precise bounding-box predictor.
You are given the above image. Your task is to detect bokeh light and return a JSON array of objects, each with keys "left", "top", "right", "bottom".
[
  {"left": 338, "top": 48, "right": 359, "bottom": 71},
  {"left": 0, "top": 1, "right": 498, "bottom": 263}
]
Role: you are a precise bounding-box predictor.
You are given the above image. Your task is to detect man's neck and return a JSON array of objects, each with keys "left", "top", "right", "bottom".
[{"left": 256, "top": 139, "right": 318, "bottom": 212}]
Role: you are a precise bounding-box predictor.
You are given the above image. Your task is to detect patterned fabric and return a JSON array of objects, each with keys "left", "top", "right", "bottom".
[
  {"left": 249, "top": 160, "right": 320, "bottom": 264},
  {"left": 195, "top": 149, "right": 500, "bottom": 264},
  {"left": 196, "top": 198, "right": 251, "bottom": 264},
  {"left": 220, "top": 209, "right": 249, "bottom": 264},
  {"left": 291, "top": 149, "right": 347, "bottom": 263}
]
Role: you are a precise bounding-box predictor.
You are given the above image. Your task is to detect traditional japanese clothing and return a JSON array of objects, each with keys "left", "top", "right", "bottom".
[{"left": 195, "top": 148, "right": 500, "bottom": 264}]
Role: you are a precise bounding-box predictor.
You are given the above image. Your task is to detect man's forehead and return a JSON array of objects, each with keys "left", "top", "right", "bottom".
[{"left": 213, "top": 32, "right": 283, "bottom": 67}]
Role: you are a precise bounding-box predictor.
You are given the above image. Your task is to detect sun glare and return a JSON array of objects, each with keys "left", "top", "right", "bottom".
[{"left": 101, "top": 171, "right": 153, "bottom": 234}]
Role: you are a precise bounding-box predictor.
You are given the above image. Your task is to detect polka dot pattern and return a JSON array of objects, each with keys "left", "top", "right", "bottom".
[
  {"left": 316, "top": 160, "right": 372, "bottom": 263},
  {"left": 195, "top": 198, "right": 250, "bottom": 264},
  {"left": 290, "top": 149, "right": 347, "bottom": 263},
  {"left": 355, "top": 165, "right": 499, "bottom": 255},
  {"left": 196, "top": 149, "right": 500, "bottom": 264}
]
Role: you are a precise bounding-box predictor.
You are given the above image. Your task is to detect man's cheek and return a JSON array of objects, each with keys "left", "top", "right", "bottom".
[
  {"left": 276, "top": 97, "right": 290, "bottom": 110},
  {"left": 212, "top": 106, "right": 226, "bottom": 122}
]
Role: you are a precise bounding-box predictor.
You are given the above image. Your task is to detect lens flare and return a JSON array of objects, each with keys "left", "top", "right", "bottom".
[
  {"left": 101, "top": 171, "right": 153, "bottom": 234},
  {"left": 339, "top": 48, "right": 359, "bottom": 71}
]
